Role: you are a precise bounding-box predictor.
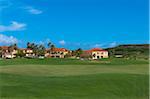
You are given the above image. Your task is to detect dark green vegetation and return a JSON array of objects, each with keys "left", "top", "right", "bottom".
[
  {"left": 0, "top": 58, "right": 148, "bottom": 66},
  {"left": 0, "top": 58, "right": 149, "bottom": 99},
  {"left": 106, "top": 44, "right": 149, "bottom": 59}
]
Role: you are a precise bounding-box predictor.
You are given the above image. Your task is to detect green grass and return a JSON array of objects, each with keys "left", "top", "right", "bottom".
[
  {"left": 1, "top": 73, "right": 148, "bottom": 99},
  {"left": 0, "top": 65, "right": 148, "bottom": 76},
  {"left": 0, "top": 58, "right": 148, "bottom": 66},
  {"left": 0, "top": 58, "right": 149, "bottom": 99}
]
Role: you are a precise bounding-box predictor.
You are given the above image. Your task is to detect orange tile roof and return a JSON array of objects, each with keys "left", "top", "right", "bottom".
[
  {"left": 84, "top": 48, "right": 107, "bottom": 53},
  {"left": 91, "top": 48, "right": 103, "bottom": 51},
  {"left": 20, "top": 48, "right": 33, "bottom": 50},
  {"left": 45, "top": 48, "right": 50, "bottom": 51},
  {"left": 52, "top": 48, "right": 68, "bottom": 52},
  {"left": 0, "top": 46, "right": 9, "bottom": 50}
]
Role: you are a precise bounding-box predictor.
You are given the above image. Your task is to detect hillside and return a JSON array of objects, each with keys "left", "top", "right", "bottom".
[{"left": 105, "top": 44, "right": 149, "bottom": 59}]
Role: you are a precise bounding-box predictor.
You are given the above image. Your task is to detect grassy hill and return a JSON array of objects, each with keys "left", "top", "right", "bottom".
[{"left": 105, "top": 44, "right": 149, "bottom": 59}]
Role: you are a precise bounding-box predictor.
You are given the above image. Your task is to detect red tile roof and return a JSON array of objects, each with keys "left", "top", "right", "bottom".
[
  {"left": 0, "top": 46, "right": 9, "bottom": 50},
  {"left": 84, "top": 48, "right": 107, "bottom": 53},
  {"left": 52, "top": 48, "right": 68, "bottom": 52},
  {"left": 91, "top": 48, "right": 103, "bottom": 51},
  {"left": 45, "top": 48, "right": 50, "bottom": 51},
  {"left": 20, "top": 48, "right": 32, "bottom": 50}
]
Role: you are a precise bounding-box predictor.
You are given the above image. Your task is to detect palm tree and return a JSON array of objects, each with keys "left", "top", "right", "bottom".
[
  {"left": 16, "top": 50, "right": 25, "bottom": 58},
  {"left": 50, "top": 44, "right": 55, "bottom": 53},
  {"left": 32, "top": 44, "right": 38, "bottom": 56},
  {"left": 31, "top": 43, "right": 35, "bottom": 49},
  {"left": 27, "top": 42, "right": 31, "bottom": 48},
  {"left": 47, "top": 42, "right": 51, "bottom": 48},
  {"left": 47, "top": 41, "right": 55, "bottom": 49},
  {"left": 50, "top": 44, "right": 55, "bottom": 50},
  {"left": 76, "top": 48, "right": 83, "bottom": 57},
  {"left": 38, "top": 44, "right": 45, "bottom": 56},
  {"left": 47, "top": 41, "right": 55, "bottom": 52}
]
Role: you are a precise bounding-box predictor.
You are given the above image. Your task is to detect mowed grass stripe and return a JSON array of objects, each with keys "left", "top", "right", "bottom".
[
  {"left": 0, "top": 64, "right": 148, "bottom": 77},
  {"left": 0, "top": 58, "right": 148, "bottom": 66},
  {"left": 0, "top": 73, "right": 148, "bottom": 99}
]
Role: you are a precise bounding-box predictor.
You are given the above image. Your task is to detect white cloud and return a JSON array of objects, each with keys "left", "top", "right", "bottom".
[
  {"left": 25, "top": 6, "right": 42, "bottom": 15},
  {"left": 0, "top": 21, "right": 26, "bottom": 32},
  {"left": 59, "top": 40, "right": 66, "bottom": 45},
  {"left": 0, "top": 34, "right": 18, "bottom": 44},
  {"left": 46, "top": 38, "right": 51, "bottom": 43},
  {"left": 108, "top": 42, "right": 117, "bottom": 47},
  {"left": 39, "top": 41, "right": 45, "bottom": 45},
  {"left": 93, "top": 44, "right": 103, "bottom": 48}
]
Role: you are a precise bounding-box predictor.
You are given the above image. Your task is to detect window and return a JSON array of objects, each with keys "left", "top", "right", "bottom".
[
  {"left": 56, "top": 56, "right": 60, "bottom": 58},
  {"left": 97, "top": 56, "right": 100, "bottom": 59},
  {"left": 93, "top": 54, "right": 96, "bottom": 57}
]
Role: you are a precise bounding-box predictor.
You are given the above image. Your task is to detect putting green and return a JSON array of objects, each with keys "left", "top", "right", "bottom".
[
  {"left": 0, "top": 64, "right": 148, "bottom": 76},
  {"left": 0, "top": 64, "right": 148, "bottom": 99}
]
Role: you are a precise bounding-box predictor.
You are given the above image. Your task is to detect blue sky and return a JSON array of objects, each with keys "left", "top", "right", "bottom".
[{"left": 0, "top": 0, "right": 149, "bottom": 49}]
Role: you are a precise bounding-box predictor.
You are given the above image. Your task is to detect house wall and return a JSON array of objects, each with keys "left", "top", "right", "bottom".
[
  {"left": 92, "top": 51, "right": 108, "bottom": 59},
  {"left": 45, "top": 51, "right": 68, "bottom": 58},
  {"left": 22, "top": 49, "right": 35, "bottom": 57},
  {"left": 2, "top": 50, "right": 18, "bottom": 58},
  {"left": 26, "top": 50, "right": 33, "bottom": 53}
]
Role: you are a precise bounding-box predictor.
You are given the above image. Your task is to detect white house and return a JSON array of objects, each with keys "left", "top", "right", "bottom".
[
  {"left": 81, "top": 48, "right": 109, "bottom": 59},
  {"left": 45, "top": 48, "right": 69, "bottom": 58},
  {"left": 21, "top": 48, "right": 35, "bottom": 57},
  {"left": 0, "top": 46, "right": 18, "bottom": 58}
]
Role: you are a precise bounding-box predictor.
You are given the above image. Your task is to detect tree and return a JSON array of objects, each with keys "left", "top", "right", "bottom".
[
  {"left": 80, "top": 51, "right": 92, "bottom": 59},
  {"left": 16, "top": 50, "right": 25, "bottom": 57},
  {"left": 47, "top": 41, "right": 55, "bottom": 51},
  {"left": 71, "top": 50, "right": 76, "bottom": 56},
  {"left": 27, "top": 42, "right": 31, "bottom": 48},
  {"left": 50, "top": 44, "right": 55, "bottom": 51},
  {"left": 75, "top": 48, "right": 83, "bottom": 57},
  {"left": 31, "top": 43, "right": 35, "bottom": 49},
  {"left": 26, "top": 42, "right": 39, "bottom": 56},
  {"left": 47, "top": 42, "right": 51, "bottom": 48},
  {"left": 37, "top": 44, "right": 45, "bottom": 56},
  {"left": 32, "top": 44, "right": 38, "bottom": 56}
]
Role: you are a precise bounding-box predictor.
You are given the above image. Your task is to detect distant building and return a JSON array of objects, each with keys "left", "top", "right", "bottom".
[
  {"left": 21, "top": 48, "right": 35, "bottom": 57},
  {"left": 81, "top": 48, "right": 108, "bottom": 59},
  {"left": 0, "top": 46, "right": 18, "bottom": 58},
  {"left": 45, "top": 48, "right": 69, "bottom": 58},
  {"left": 115, "top": 55, "right": 123, "bottom": 58},
  {"left": 0, "top": 46, "right": 108, "bottom": 59}
]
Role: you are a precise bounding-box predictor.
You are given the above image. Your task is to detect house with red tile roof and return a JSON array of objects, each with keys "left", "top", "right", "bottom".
[
  {"left": 45, "top": 48, "right": 69, "bottom": 58},
  {"left": 20, "top": 48, "right": 35, "bottom": 57},
  {"left": 0, "top": 46, "right": 18, "bottom": 58},
  {"left": 0, "top": 45, "right": 108, "bottom": 59},
  {"left": 81, "top": 48, "right": 108, "bottom": 59}
]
